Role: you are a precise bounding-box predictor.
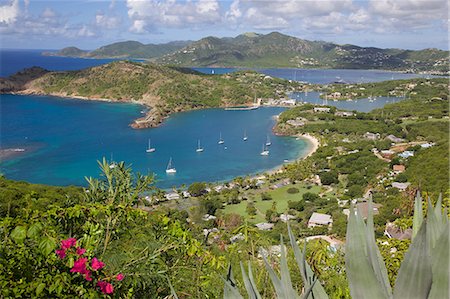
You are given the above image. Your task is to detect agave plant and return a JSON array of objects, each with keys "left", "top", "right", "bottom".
[
  {"left": 345, "top": 192, "right": 449, "bottom": 299},
  {"left": 223, "top": 224, "right": 329, "bottom": 299}
]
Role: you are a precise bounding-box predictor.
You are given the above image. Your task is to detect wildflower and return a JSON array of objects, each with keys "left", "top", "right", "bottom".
[
  {"left": 116, "top": 273, "right": 124, "bottom": 281},
  {"left": 76, "top": 247, "right": 86, "bottom": 256},
  {"left": 97, "top": 281, "right": 114, "bottom": 294},
  {"left": 84, "top": 270, "right": 92, "bottom": 281},
  {"left": 55, "top": 249, "right": 66, "bottom": 259},
  {"left": 70, "top": 257, "right": 88, "bottom": 274},
  {"left": 61, "top": 238, "right": 77, "bottom": 249},
  {"left": 91, "top": 257, "right": 105, "bottom": 271}
]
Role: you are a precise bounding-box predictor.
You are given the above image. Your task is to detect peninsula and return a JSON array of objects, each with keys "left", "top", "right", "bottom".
[{"left": 0, "top": 61, "right": 300, "bottom": 128}]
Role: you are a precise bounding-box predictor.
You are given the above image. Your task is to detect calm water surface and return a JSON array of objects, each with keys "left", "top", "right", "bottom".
[{"left": 0, "top": 95, "right": 306, "bottom": 188}]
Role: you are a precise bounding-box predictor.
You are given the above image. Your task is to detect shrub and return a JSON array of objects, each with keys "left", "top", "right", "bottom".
[
  {"left": 260, "top": 192, "right": 273, "bottom": 201},
  {"left": 287, "top": 187, "right": 299, "bottom": 194}
]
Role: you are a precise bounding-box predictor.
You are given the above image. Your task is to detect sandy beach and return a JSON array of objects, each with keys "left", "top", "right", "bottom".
[{"left": 296, "top": 133, "right": 320, "bottom": 159}]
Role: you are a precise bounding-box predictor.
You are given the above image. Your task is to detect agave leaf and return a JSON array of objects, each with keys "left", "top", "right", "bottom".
[
  {"left": 426, "top": 198, "right": 445, "bottom": 251},
  {"left": 287, "top": 223, "right": 329, "bottom": 299},
  {"left": 240, "top": 262, "right": 262, "bottom": 299},
  {"left": 301, "top": 278, "right": 318, "bottom": 299},
  {"left": 262, "top": 251, "right": 300, "bottom": 299},
  {"left": 428, "top": 223, "right": 450, "bottom": 299},
  {"left": 223, "top": 265, "right": 244, "bottom": 299},
  {"left": 393, "top": 221, "right": 432, "bottom": 299},
  {"left": 412, "top": 191, "right": 424, "bottom": 240},
  {"left": 345, "top": 204, "right": 387, "bottom": 299},
  {"left": 434, "top": 194, "right": 443, "bottom": 224},
  {"left": 223, "top": 278, "right": 244, "bottom": 299},
  {"left": 279, "top": 235, "right": 298, "bottom": 298},
  {"left": 365, "top": 198, "right": 393, "bottom": 298}
]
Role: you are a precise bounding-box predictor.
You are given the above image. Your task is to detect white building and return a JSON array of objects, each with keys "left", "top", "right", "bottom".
[{"left": 308, "top": 212, "right": 333, "bottom": 228}]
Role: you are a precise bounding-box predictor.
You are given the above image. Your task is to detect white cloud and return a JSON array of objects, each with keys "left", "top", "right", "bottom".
[
  {"left": 126, "top": 0, "right": 222, "bottom": 33},
  {"left": 41, "top": 8, "right": 56, "bottom": 19},
  {"left": 95, "top": 12, "right": 120, "bottom": 29},
  {"left": 0, "top": 0, "right": 19, "bottom": 24},
  {"left": 78, "top": 25, "right": 96, "bottom": 37}
]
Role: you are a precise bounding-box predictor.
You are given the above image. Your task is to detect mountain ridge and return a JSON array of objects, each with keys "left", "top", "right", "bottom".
[{"left": 45, "top": 32, "right": 449, "bottom": 72}]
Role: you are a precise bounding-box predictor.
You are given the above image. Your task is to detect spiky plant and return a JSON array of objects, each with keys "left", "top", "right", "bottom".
[
  {"left": 345, "top": 192, "right": 449, "bottom": 299},
  {"left": 223, "top": 224, "right": 329, "bottom": 299}
]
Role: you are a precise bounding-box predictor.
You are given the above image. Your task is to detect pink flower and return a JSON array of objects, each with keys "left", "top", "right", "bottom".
[
  {"left": 76, "top": 247, "right": 86, "bottom": 256},
  {"left": 61, "top": 238, "right": 77, "bottom": 249},
  {"left": 70, "top": 257, "right": 88, "bottom": 274},
  {"left": 55, "top": 249, "right": 66, "bottom": 259},
  {"left": 91, "top": 257, "right": 105, "bottom": 271},
  {"left": 84, "top": 270, "right": 92, "bottom": 281},
  {"left": 104, "top": 283, "right": 114, "bottom": 294},
  {"left": 116, "top": 273, "right": 124, "bottom": 281},
  {"left": 97, "top": 281, "right": 114, "bottom": 294}
]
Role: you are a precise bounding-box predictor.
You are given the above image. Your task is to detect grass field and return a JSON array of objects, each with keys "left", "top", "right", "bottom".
[{"left": 223, "top": 183, "right": 326, "bottom": 223}]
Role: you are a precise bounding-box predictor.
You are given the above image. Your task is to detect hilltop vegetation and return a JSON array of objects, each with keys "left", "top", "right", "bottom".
[
  {"left": 47, "top": 32, "right": 449, "bottom": 73},
  {"left": 0, "top": 61, "right": 298, "bottom": 128}
]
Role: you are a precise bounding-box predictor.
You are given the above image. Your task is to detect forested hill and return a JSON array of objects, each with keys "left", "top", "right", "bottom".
[
  {"left": 47, "top": 32, "right": 449, "bottom": 72},
  {"left": 44, "top": 40, "right": 192, "bottom": 59},
  {"left": 0, "top": 61, "right": 295, "bottom": 128}
]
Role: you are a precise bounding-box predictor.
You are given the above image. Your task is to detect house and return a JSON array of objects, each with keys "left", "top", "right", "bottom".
[
  {"left": 420, "top": 143, "right": 434, "bottom": 148},
  {"left": 399, "top": 151, "right": 414, "bottom": 159},
  {"left": 287, "top": 117, "right": 307, "bottom": 127},
  {"left": 386, "top": 134, "right": 405, "bottom": 143},
  {"left": 380, "top": 150, "right": 395, "bottom": 159},
  {"left": 313, "top": 107, "right": 331, "bottom": 113},
  {"left": 308, "top": 213, "right": 333, "bottom": 228},
  {"left": 165, "top": 192, "right": 180, "bottom": 201},
  {"left": 393, "top": 165, "right": 405, "bottom": 173},
  {"left": 335, "top": 111, "right": 354, "bottom": 117},
  {"left": 305, "top": 235, "right": 344, "bottom": 251},
  {"left": 182, "top": 191, "right": 191, "bottom": 198},
  {"left": 255, "top": 222, "right": 274, "bottom": 231},
  {"left": 343, "top": 202, "right": 381, "bottom": 219},
  {"left": 392, "top": 182, "right": 410, "bottom": 191},
  {"left": 384, "top": 222, "right": 412, "bottom": 240},
  {"left": 279, "top": 214, "right": 296, "bottom": 222},
  {"left": 364, "top": 132, "right": 381, "bottom": 140}
]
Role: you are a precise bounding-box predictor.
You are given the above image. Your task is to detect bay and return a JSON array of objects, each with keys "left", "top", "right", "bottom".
[{"left": 0, "top": 95, "right": 306, "bottom": 188}]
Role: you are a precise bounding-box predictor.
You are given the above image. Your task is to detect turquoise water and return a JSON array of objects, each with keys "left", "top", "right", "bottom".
[
  {"left": 0, "top": 95, "right": 306, "bottom": 188},
  {"left": 291, "top": 91, "right": 402, "bottom": 112}
]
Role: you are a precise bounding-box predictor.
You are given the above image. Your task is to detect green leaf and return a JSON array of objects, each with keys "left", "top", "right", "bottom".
[
  {"left": 10, "top": 226, "right": 27, "bottom": 243},
  {"left": 428, "top": 224, "right": 449, "bottom": 299},
  {"left": 287, "top": 223, "right": 328, "bottom": 299},
  {"left": 27, "top": 222, "right": 43, "bottom": 238},
  {"left": 426, "top": 198, "right": 445, "bottom": 251},
  {"left": 240, "top": 262, "right": 261, "bottom": 299},
  {"left": 393, "top": 222, "right": 432, "bottom": 299},
  {"left": 223, "top": 265, "right": 244, "bottom": 299},
  {"left": 39, "top": 237, "right": 56, "bottom": 256},
  {"left": 365, "top": 199, "right": 392, "bottom": 298},
  {"left": 36, "top": 282, "right": 46, "bottom": 296},
  {"left": 412, "top": 191, "right": 424, "bottom": 240},
  {"left": 345, "top": 204, "right": 387, "bottom": 299}
]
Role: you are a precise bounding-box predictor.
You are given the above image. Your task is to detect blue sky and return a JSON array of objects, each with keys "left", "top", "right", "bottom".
[{"left": 0, "top": 0, "right": 448, "bottom": 50}]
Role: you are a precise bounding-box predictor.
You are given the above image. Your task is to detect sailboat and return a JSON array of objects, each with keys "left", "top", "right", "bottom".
[
  {"left": 265, "top": 135, "right": 271, "bottom": 146},
  {"left": 146, "top": 139, "right": 156, "bottom": 153},
  {"left": 166, "top": 157, "right": 176, "bottom": 174},
  {"left": 196, "top": 140, "right": 204, "bottom": 152},
  {"left": 218, "top": 132, "right": 225, "bottom": 144},
  {"left": 260, "top": 144, "right": 269, "bottom": 156},
  {"left": 243, "top": 130, "right": 248, "bottom": 141},
  {"left": 109, "top": 153, "right": 117, "bottom": 169}
]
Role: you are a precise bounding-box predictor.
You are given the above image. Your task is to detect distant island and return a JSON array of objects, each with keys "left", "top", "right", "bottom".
[
  {"left": 0, "top": 61, "right": 300, "bottom": 128},
  {"left": 44, "top": 32, "right": 449, "bottom": 74}
]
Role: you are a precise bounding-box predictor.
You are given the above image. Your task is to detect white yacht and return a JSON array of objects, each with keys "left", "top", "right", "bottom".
[
  {"left": 146, "top": 139, "right": 156, "bottom": 153},
  {"left": 218, "top": 132, "right": 225, "bottom": 144},
  {"left": 196, "top": 140, "right": 204, "bottom": 152},
  {"left": 260, "top": 144, "right": 269, "bottom": 156},
  {"left": 265, "top": 135, "right": 271, "bottom": 146},
  {"left": 166, "top": 157, "right": 176, "bottom": 174},
  {"left": 243, "top": 130, "right": 248, "bottom": 141}
]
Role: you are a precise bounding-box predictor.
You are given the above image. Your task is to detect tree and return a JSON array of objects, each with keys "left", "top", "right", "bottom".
[
  {"left": 261, "top": 192, "right": 273, "bottom": 201},
  {"left": 188, "top": 182, "right": 207, "bottom": 197},
  {"left": 303, "top": 192, "right": 320, "bottom": 202},
  {"left": 288, "top": 200, "right": 305, "bottom": 211},
  {"left": 246, "top": 202, "right": 257, "bottom": 216},
  {"left": 319, "top": 171, "right": 339, "bottom": 185}
]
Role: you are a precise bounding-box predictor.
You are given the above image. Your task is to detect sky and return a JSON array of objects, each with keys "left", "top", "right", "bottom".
[{"left": 0, "top": 0, "right": 448, "bottom": 50}]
